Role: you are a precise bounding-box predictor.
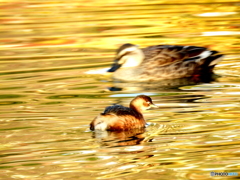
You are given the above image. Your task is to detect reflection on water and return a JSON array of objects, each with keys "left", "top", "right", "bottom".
[
  {"left": 93, "top": 128, "right": 146, "bottom": 147},
  {"left": 0, "top": 0, "right": 240, "bottom": 179}
]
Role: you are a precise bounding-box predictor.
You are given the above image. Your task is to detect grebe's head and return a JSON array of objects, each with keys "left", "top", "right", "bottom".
[
  {"left": 130, "top": 95, "right": 157, "bottom": 112},
  {"left": 108, "top": 43, "right": 145, "bottom": 72}
]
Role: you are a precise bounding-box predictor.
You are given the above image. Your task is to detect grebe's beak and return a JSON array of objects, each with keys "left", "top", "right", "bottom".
[
  {"left": 150, "top": 103, "right": 158, "bottom": 108},
  {"left": 146, "top": 103, "right": 158, "bottom": 110}
]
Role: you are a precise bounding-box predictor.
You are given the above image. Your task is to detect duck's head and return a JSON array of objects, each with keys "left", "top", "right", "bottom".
[
  {"left": 108, "top": 43, "right": 145, "bottom": 72},
  {"left": 130, "top": 95, "right": 157, "bottom": 112}
]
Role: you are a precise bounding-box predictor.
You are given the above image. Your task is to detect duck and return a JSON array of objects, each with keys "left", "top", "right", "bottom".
[
  {"left": 90, "top": 95, "right": 156, "bottom": 131},
  {"left": 107, "top": 43, "right": 224, "bottom": 82}
]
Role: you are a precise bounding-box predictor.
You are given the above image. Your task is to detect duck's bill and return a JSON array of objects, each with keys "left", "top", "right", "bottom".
[{"left": 107, "top": 63, "right": 121, "bottom": 72}]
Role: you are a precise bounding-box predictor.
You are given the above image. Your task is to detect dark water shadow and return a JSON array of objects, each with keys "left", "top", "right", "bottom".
[
  {"left": 107, "top": 74, "right": 220, "bottom": 92},
  {"left": 91, "top": 128, "right": 148, "bottom": 147}
]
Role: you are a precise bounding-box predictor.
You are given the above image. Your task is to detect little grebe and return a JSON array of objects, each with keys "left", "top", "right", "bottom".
[
  {"left": 90, "top": 95, "right": 156, "bottom": 131},
  {"left": 108, "top": 43, "right": 224, "bottom": 81}
]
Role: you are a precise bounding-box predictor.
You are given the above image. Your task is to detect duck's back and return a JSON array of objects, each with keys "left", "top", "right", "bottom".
[
  {"left": 138, "top": 45, "right": 223, "bottom": 80},
  {"left": 142, "top": 45, "right": 207, "bottom": 65},
  {"left": 90, "top": 105, "right": 145, "bottom": 131}
]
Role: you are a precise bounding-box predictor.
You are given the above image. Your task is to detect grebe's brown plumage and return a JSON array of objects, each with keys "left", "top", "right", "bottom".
[
  {"left": 90, "top": 95, "right": 156, "bottom": 131},
  {"left": 108, "top": 43, "right": 224, "bottom": 81}
]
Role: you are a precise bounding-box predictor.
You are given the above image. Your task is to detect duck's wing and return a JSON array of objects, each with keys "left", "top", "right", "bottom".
[{"left": 142, "top": 45, "right": 218, "bottom": 67}]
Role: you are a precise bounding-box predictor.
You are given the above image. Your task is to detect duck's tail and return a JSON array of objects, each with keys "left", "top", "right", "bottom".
[
  {"left": 189, "top": 49, "right": 223, "bottom": 70},
  {"left": 201, "top": 51, "right": 224, "bottom": 72},
  {"left": 184, "top": 46, "right": 223, "bottom": 68},
  {"left": 207, "top": 53, "right": 224, "bottom": 67}
]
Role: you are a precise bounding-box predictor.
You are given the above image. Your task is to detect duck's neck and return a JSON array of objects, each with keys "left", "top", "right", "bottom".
[{"left": 135, "top": 48, "right": 145, "bottom": 63}]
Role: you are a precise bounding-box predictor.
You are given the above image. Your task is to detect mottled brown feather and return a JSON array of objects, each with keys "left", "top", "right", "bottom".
[
  {"left": 108, "top": 43, "right": 224, "bottom": 81},
  {"left": 142, "top": 45, "right": 208, "bottom": 66}
]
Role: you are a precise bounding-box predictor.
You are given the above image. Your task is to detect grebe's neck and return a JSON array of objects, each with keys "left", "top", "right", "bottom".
[
  {"left": 129, "top": 104, "right": 145, "bottom": 122},
  {"left": 130, "top": 104, "right": 141, "bottom": 113}
]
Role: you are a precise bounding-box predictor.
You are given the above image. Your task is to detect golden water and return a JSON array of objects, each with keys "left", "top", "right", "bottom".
[{"left": 0, "top": 0, "right": 240, "bottom": 179}]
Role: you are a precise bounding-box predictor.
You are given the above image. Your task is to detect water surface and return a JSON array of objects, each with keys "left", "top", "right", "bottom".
[{"left": 0, "top": 0, "right": 240, "bottom": 179}]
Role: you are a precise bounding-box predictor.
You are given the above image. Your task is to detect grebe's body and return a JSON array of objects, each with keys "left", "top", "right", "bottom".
[{"left": 90, "top": 95, "right": 156, "bottom": 131}]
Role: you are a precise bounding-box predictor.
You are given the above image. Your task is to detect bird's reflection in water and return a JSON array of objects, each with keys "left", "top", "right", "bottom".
[
  {"left": 92, "top": 128, "right": 148, "bottom": 147},
  {"left": 107, "top": 74, "right": 220, "bottom": 92}
]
